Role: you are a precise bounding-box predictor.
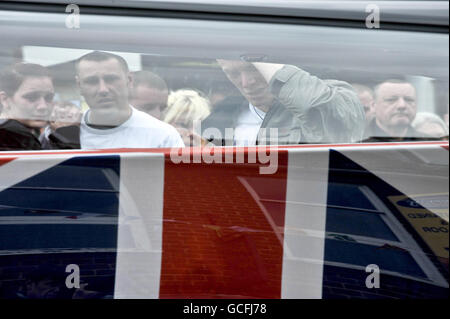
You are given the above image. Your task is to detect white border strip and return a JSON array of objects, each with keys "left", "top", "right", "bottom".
[
  {"left": 114, "top": 153, "right": 165, "bottom": 299},
  {"left": 281, "top": 148, "right": 330, "bottom": 299}
]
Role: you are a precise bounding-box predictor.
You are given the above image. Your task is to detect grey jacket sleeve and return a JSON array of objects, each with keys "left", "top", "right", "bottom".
[{"left": 268, "top": 65, "right": 365, "bottom": 143}]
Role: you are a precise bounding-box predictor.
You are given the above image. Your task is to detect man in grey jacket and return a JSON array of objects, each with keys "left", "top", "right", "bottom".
[{"left": 202, "top": 60, "right": 365, "bottom": 146}]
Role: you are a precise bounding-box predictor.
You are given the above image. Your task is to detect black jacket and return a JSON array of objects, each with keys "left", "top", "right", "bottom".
[
  {"left": 0, "top": 119, "right": 80, "bottom": 151},
  {"left": 362, "top": 119, "right": 435, "bottom": 142}
]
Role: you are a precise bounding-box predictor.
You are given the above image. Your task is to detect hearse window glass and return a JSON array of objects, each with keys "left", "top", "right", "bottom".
[
  {"left": 326, "top": 208, "right": 399, "bottom": 242},
  {"left": 0, "top": 10, "right": 448, "bottom": 151},
  {"left": 327, "top": 183, "right": 377, "bottom": 211},
  {"left": 324, "top": 240, "right": 427, "bottom": 279},
  {"left": 319, "top": 185, "right": 448, "bottom": 287},
  {"left": 281, "top": 181, "right": 448, "bottom": 287}
]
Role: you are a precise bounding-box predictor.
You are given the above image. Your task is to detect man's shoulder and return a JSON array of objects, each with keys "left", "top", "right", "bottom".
[
  {"left": 362, "top": 120, "right": 433, "bottom": 142},
  {"left": 129, "top": 108, "right": 184, "bottom": 147},
  {"left": 130, "top": 108, "right": 178, "bottom": 133},
  {"left": 363, "top": 119, "right": 378, "bottom": 137}
]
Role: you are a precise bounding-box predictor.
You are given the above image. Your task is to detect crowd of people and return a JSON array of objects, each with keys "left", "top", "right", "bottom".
[{"left": 0, "top": 50, "right": 448, "bottom": 152}]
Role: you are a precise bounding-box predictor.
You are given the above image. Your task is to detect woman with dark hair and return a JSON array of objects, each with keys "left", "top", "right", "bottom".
[{"left": 0, "top": 63, "right": 79, "bottom": 151}]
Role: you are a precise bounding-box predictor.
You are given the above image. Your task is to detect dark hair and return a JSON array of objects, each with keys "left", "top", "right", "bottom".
[
  {"left": 374, "top": 79, "right": 414, "bottom": 99},
  {"left": 131, "top": 70, "right": 168, "bottom": 92},
  {"left": 75, "top": 51, "right": 129, "bottom": 75},
  {"left": 0, "top": 63, "right": 51, "bottom": 97}
]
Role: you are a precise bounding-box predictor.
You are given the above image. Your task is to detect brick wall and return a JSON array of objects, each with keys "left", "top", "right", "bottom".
[{"left": 160, "top": 153, "right": 289, "bottom": 298}]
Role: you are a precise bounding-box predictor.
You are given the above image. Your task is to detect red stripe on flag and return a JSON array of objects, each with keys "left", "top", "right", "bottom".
[
  {"left": 160, "top": 149, "right": 288, "bottom": 298},
  {"left": 0, "top": 158, "right": 15, "bottom": 167}
]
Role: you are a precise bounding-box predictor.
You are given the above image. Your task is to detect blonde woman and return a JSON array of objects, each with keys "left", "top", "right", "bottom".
[{"left": 164, "top": 89, "right": 211, "bottom": 146}]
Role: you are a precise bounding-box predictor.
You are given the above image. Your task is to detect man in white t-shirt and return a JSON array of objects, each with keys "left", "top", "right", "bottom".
[{"left": 76, "top": 51, "right": 184, "bottom": 149}]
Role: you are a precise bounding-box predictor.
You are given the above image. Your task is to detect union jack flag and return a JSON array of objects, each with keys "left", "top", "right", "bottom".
[{"left": 0, "top": 142, "right": 448, "bottom": 299}]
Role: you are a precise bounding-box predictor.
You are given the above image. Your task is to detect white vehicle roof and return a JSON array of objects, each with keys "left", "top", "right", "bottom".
[{"left": 2, "top": 0, "right": 449, "bottom": 26}]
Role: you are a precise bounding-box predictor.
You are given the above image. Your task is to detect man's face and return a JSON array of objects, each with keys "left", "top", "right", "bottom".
[
  {"left": 77, "top": 58, "right": 131, "bottom": 114},
  {"left": 217, "top": 59, "right": 273, "bottom": 109},
  {"left": 130, "top": 85, "right": 168, "bottom": 119},
  {"left": 374, "top": 82, "right": 417, "bottom": 131},
  {"left": 1, "top": 76, "right": 54, "bottom": 128}
]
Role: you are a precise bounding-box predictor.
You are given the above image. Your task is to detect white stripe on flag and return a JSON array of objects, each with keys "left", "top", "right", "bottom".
[
  {"left": 0, "top": 155, "right": 70, "bottom": 192},
  {"left": 114, "top": 153, "right": 165, "bottom": 299},
  {"left": 282, "top": 148, "right": 330, "bottom": 299}
]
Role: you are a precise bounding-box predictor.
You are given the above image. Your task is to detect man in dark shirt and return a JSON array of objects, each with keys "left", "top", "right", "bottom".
[{"left": 363, "top": 79, "right": 426, "bottom": 142}]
